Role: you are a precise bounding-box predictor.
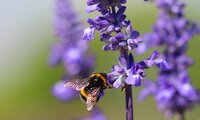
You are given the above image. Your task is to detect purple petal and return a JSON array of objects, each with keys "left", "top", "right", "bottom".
[
  {"left": 113, "top": 76, "right": 123, "bottom": 88},
  {"left": 125, "top": 74, "right": 141, "bottom": 86},
  {"left": 118, "top": 55, "right": 128, "bottom": 68},
  {"left": 85, "top": 4, "right": 98, "bottom": 13},
  {"left": 83, "top": 27, "right": 95, "bottom": 40},
  {"left": 130, "top": 30, "right": 140, "bottom": 39},
  {"left": 153, "top": 59, "right": 170, "bottom": 70}
]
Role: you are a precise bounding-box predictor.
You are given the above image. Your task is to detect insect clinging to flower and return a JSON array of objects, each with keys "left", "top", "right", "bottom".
[{"left": 64, "top": 73, "right": 110, "bottom": 111}]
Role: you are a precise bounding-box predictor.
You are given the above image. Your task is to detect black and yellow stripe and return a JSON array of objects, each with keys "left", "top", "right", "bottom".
[
  {"left": 80, "top": 89, "right": 87, "bottom": 102},
  {"left": 80, "top": 73, "right": 107, "bottom": 102},
  {"left": 91, "top": 73, "right": 107, "bottom": 85}
]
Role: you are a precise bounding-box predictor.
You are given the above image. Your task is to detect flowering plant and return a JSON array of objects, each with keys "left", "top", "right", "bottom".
[
  {"left": 83, "top": 0, "right": 168, "bottom": 119},
  {"left": 49, "top": 0, "right": 200, "bottom": 120},
  {"left": 138, "top": 0, "right": 200, "bottom": 119}
]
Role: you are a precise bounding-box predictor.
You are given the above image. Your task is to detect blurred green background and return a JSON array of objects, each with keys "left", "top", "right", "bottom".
[{"left": 0, "top": 0, "right": 200, "bottom": 120}]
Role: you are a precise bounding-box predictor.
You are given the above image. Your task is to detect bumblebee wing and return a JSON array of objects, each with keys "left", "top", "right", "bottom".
[
  {"left": 64, "top": 78, "right": 90, "bottom": 91},
  {"left": 86, "top": 87, "right": 100, "bottom": 111}
]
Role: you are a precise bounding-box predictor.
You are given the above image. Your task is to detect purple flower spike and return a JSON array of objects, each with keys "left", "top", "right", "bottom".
[
  {"left": 140, "top": 78, "right": 200, "bottom": 117},
  {"left": 138, "top": 0, "right": 200, "bottom": 54},
  {"left": 83, "top": 0, "right": 172, "bottom": 120},
  {"left": 49, "top": 0, "right": 95, "bottom": 101},
  {"left": 138, "top": 0, "right": 200, "bottom": 118},
  {"left": 83, "top": 3, "right": 144, "bottom": 52}
]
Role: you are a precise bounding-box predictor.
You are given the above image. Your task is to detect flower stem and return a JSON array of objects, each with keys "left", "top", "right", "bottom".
[{"left": 125, "top": 85, "right": 133, "bottom": 120}]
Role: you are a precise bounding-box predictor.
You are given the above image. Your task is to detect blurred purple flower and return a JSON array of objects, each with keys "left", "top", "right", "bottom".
[
  {"left": 49, "top": 0, "right": 95, "bottom": 101},
  {"left": 137, "top": 0, "right": 200, "bottom": 54},
  {"left": 52, "top": 80, "right": 79, "bottom": 102},
  {"left": 139, "top": 73, "right": 200, "bottom": 117},
  {"left": 138, "top": 0, "right": 200, "bottom": 118}
]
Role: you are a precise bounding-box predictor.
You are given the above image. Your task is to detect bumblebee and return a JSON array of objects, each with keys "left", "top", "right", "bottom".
[{"left": 64, "top": 73, "right": 109, "bottom": 111}]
